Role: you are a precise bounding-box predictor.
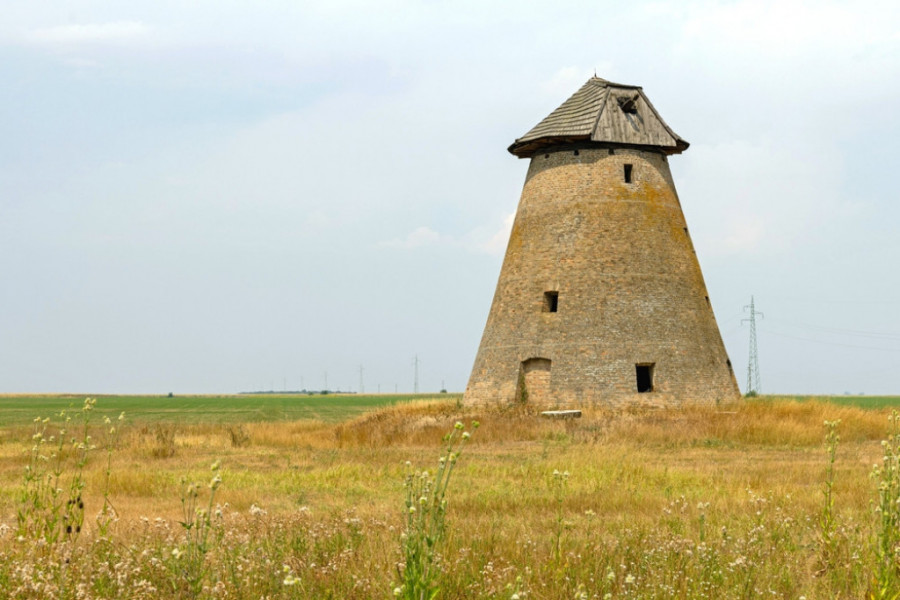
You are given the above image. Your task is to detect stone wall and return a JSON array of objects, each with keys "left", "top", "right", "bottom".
[{"left": 463, "top": 145, "right": 741, "bottom": 407}]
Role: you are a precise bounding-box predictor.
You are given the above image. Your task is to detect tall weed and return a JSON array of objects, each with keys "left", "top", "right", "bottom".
[
  {"left": 396, "top": 420, "right": 477, "bottom": 600},
  {"left": 871, "top": 411, "right": 900, "bottom": 598},
  {"left": 169, "top": 461, "right": 224, "bottom": 597},
  {"left": 821, "top": 419, "right": 840, "bottom": 570},
  {"left": 16, "top": 398, "right": 96, "bottom": 547}
]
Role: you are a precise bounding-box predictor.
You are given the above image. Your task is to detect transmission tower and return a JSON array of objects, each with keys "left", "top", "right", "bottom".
[
  {"left": 359, "top": 365, "right": 364, "bottom": 394},
  {"left": 412, "top": 355, "right": 419, "bottom": 394},
  {"left": 742, "top": 296, "right": 764, "bottom": 395}
]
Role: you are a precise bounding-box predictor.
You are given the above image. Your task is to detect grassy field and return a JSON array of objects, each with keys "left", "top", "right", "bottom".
[
  {"left": 2, "top": 392, "right": 897, "bottom": 428},
  {"left": 3, "top": 394, "right": 900, "bottom": 598},
  {"left": 768, "top": 394, "right": 900, "bottom": 410},
  {"left": 0, "top": 393, "right": 457, "bottom": 426}
]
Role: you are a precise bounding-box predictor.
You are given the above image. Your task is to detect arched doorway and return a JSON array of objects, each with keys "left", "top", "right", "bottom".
[{"left": 517, "top": 357, "right": 551, "bottom": 404}]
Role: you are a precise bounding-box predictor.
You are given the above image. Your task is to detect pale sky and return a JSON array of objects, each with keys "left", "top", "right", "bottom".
[{"left": 1, "top": 1, "right": 899, "bottom": 395}]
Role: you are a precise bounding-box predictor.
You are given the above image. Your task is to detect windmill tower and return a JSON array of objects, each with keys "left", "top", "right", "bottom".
[{"left": 464, "top": 76, "right": 740, "bottom": 407}]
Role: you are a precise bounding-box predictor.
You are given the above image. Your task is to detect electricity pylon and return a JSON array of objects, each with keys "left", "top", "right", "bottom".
[{"left": 742, "top": 296, "right": 764, "bottom": 395}]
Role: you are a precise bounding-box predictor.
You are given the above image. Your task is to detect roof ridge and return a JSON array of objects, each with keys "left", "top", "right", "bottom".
[{"left": 589, "top": 86, "right": 610, "bottom": 142}]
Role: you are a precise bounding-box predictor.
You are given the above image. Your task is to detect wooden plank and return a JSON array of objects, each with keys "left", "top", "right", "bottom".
[{"left": 540, "top": 409, "right": 582, "bottom": 419}]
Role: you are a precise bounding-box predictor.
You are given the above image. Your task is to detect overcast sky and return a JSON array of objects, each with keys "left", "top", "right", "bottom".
[{"left": 1, "top": 1, "right": 898, "bottom": 395}]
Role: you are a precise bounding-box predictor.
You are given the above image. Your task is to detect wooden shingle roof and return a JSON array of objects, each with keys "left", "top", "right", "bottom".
[{"left": 508, "top": 77, "right": 689, "bottom": 158}]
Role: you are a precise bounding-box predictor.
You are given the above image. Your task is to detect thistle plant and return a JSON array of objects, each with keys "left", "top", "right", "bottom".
[
  {"left": 396, "top": 420, "right": 478, "bottom": 600},
  {"left": 871, "top": 411, "right": 900, "bottom": 599},
  {"left": 17, "top": 397, "right": 97, "bottom": 547},
  {"left": 171, "top": 460, "right": 224, "bottom": 596},
  {"left": 551, "top": 469, "right": 570, "bottom": 564},
  {"left": 820, "top": 419, "right": 840, "bottom": 570},
  {"left": 97, "top": 411, "right": 125, "bottom": 539}
]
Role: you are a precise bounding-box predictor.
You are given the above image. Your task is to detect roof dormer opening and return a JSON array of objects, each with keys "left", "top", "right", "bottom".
[{"left": 617, "top": 95, "right": 638, "bottom": 114}]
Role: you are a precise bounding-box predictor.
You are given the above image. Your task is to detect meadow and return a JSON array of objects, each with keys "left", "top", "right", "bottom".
[
  {"left": 3, "top": 393, "right": 900, "bottom": 599},
  {"left": 0, "top": 393, "right": 445, "bottom": 426}
]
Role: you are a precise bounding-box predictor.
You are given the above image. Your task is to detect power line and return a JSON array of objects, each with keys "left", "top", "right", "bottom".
[
  {"left": 742, "top": 296, "right": 764, "bottom": 394},
  {"left": 759, "top": 327, "right": 900, "bottom": 353},
  {"left": 764, "top": 317, "right": 900, "bottom": 341}
]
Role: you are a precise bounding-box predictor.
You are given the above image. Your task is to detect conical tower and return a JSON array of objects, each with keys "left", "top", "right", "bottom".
[{"left": 464, "top": 77, "right": 740, "bottom": 407}]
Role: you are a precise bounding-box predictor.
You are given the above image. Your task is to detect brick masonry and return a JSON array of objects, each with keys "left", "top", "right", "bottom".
[{"left": 463, "top": 145, "right": 741, "bottom": 407}]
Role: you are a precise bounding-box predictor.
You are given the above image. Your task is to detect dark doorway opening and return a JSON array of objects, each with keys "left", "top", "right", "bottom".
[
  {"left": 543, "top": 291, "right": 559, "bottom": 313},
  {"left": 624, "top": 164, "right": 633, "bottom": 183},
  {"left": 636, "top": 363, "right": 654, "bottom": 393}
]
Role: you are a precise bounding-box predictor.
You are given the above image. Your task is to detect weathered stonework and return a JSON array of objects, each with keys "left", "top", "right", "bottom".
[{"left": 464, "top": 141, "right": 740, "bottom": 407}]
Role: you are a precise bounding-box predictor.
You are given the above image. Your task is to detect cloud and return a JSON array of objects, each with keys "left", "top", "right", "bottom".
[
  {"left": 304, "top": 209, "right": 330, "bottom": 229},
  {"left": 61, "top": 57, "right": 100, "bottom": 69},
  {"left": 682, "top": 1, "right": 869, "bottom": 52},
  {"left": 540, "top": 63, "right": 616, "bottom": 97},
  {"left": 379, "top": 226, "right": 447, "bottom": 249},
  {"left": 678, "top": 137, "right": 845, "bottom": 258},
  {"left": 476, "top": 211, "right": 515, "bottom": 256},
  {"left": 378, "top": 212, "right": 515, "bottom": 255},
  {"left": 25, "top": 21, "right": 152, "bottom": 45},
  {"left": 674, "top": 0, "right": 900, "bottom": 91},
  {"left": 722, "top": 218, "right": 765, "bottom": 253},
  {"left": 541, "top": 66, "right": 589, "bottom": 97}
]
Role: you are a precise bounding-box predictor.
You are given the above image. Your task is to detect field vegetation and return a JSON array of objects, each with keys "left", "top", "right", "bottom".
[
  {"left": 0, "top": 394, "right": 443, "bottom": 427},
  {"left": 2, "top": 394, "right": 900, "bottom": 598}
]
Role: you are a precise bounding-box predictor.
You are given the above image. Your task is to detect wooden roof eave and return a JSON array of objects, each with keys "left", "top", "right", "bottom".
[
  {"left": 508, "top": 135, "right": 592, "bottom": 158},
  {"left": 508, "top": 137, "right": 686, "bottom": 159}
]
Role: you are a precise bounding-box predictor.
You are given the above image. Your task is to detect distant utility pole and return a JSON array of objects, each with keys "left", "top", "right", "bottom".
[
  {"left": 324, "top": 371, "right": 328, "bottom": 391},
  {"left": 412, "top": 355, "right": 420, "bottom": 394},
  {"left": 359, "top": 365, "right": 365, "bottom": 394},
  {"left": 742, "top": 296, "right": 764, "bottom": 395}
]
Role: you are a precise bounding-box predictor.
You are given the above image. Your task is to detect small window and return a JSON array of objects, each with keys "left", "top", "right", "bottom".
[
  {"left": 617, "top": 95, "right": 638, "bottom": 114},
  {"left": 573, "top": 149, "right": 579, "bottom": 156},
  {"left": 624, "top": 164, "right": 633, "bottom": 183},
  {"left": 543, "top": 291, "right": 559, "bottom": 313},
  {"left": 636, "top": 363, "right": 654, "bottom": 393}
]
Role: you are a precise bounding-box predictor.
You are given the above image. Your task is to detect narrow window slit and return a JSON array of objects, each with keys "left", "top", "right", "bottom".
[
  {"left": 543, "top": 291, "right": 559, "bottom": 313},
  {"left": 624, "top": 164, "right": 633, "bottom": 183},
  {"left": 636, "top": 363, "right": 654, "bottom": 393}
]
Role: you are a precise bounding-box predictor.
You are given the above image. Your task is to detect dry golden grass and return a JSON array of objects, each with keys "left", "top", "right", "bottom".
[
  {"left": 0, "top": 398, "right": 890, "bottom": 520},
  {"left": 0, "top": 397, "right": 896, "bottom": 598}
]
